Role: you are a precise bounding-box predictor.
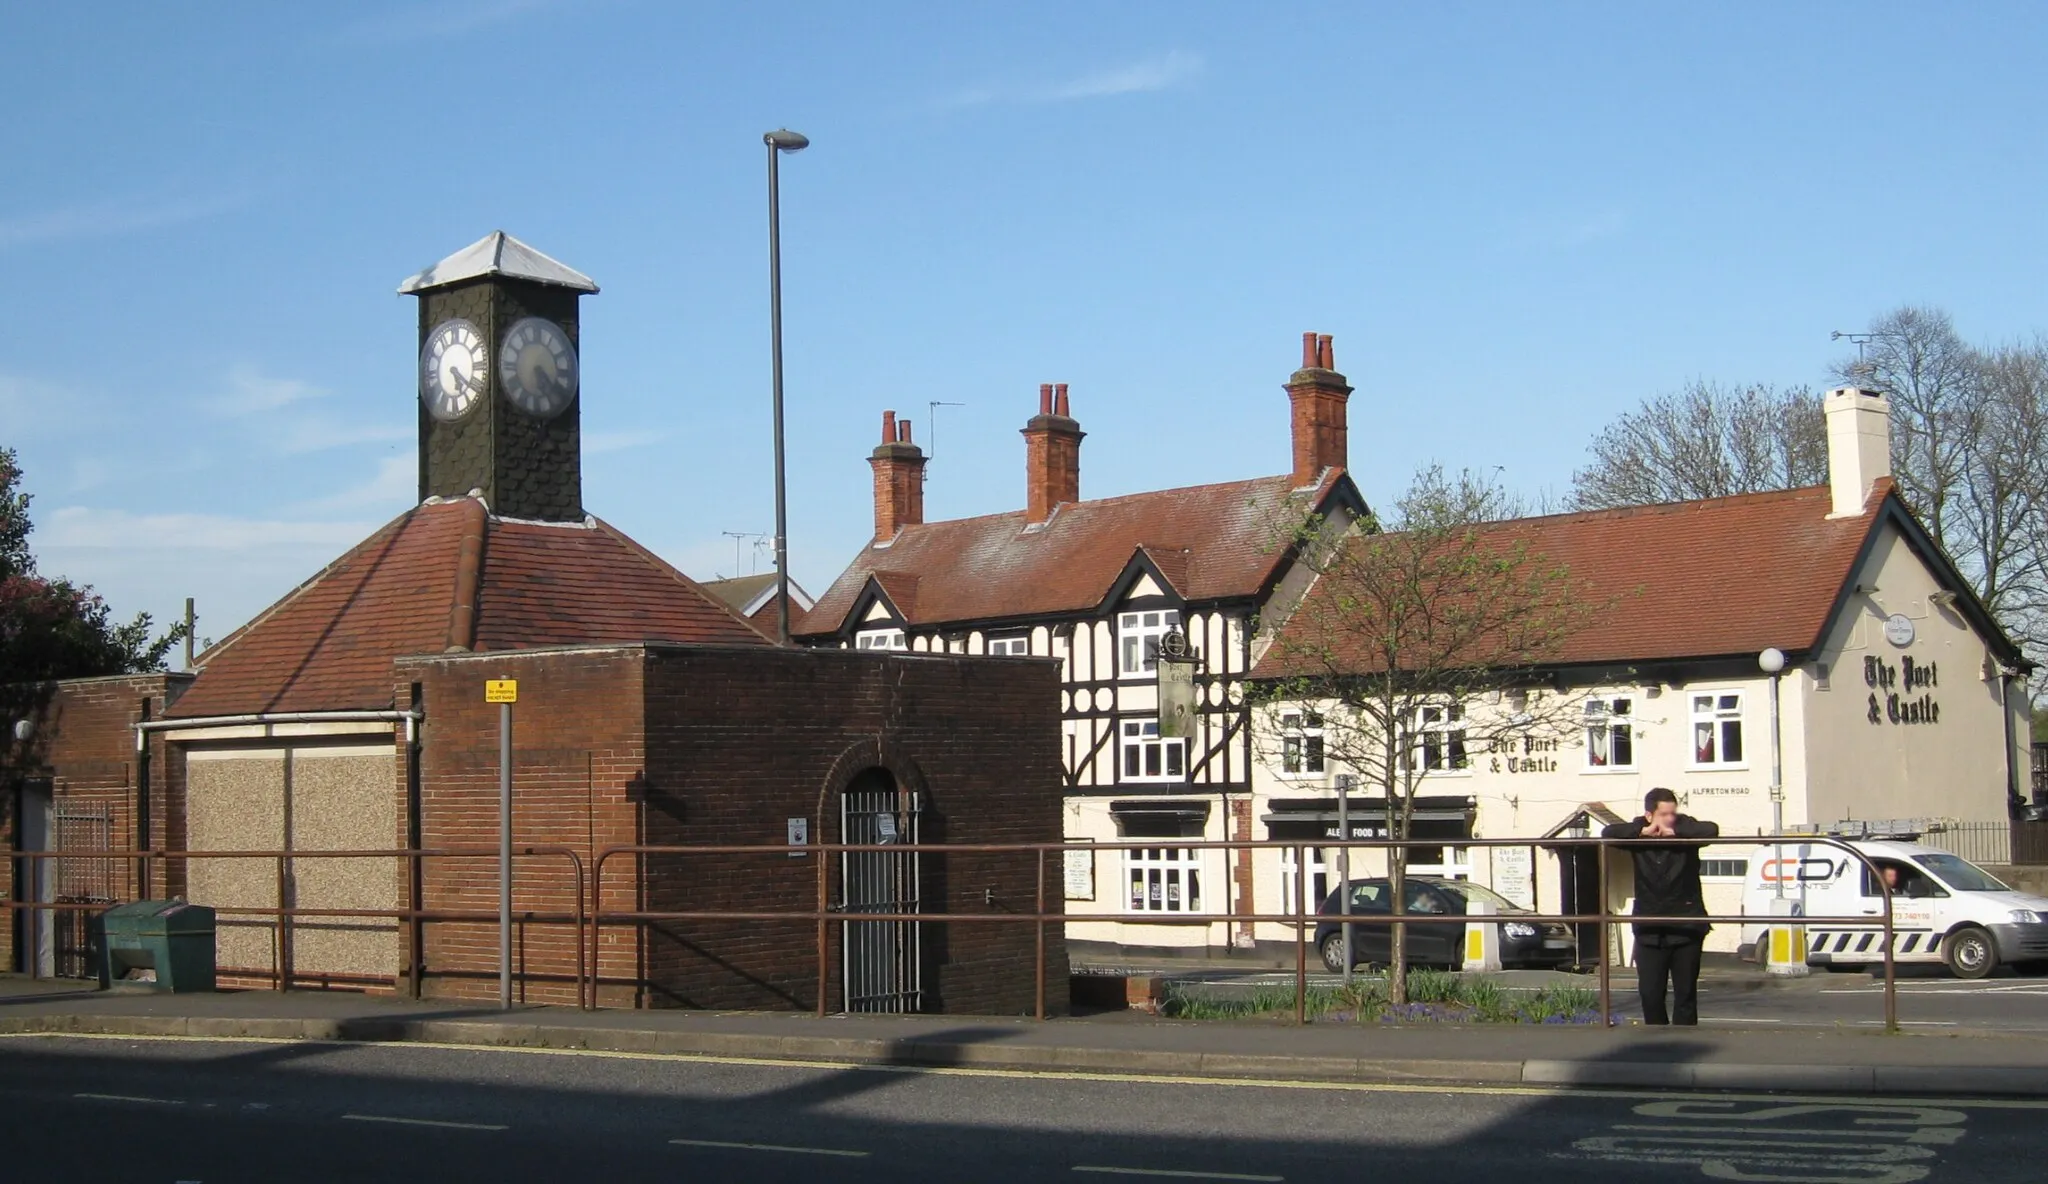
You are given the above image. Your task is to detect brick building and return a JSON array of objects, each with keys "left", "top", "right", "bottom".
[{"left": 5, "top": 233, "right": 1066, "bottom": 1014}]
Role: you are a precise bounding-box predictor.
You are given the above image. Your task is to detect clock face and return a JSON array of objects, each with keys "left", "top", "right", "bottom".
[
  {"left": 420, "top": 318, "right": 488, "bottom": 421},
  {"left": 498, "top": 317, "right": 579, "bottom": 419}
]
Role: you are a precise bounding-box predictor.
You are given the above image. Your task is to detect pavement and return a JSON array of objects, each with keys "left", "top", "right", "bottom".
[{"left": 6, "top": 973, "right": 2048, "bottom": 1098}]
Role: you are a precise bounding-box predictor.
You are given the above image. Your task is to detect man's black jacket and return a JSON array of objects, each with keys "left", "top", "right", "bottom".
[{"left": 1601, "top": 814, "right": 1721, "bottom": 937}]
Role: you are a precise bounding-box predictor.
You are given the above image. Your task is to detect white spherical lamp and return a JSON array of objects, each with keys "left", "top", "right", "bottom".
[{"left": 1758, "top": 647, "right": 1787, "bottom": 674}]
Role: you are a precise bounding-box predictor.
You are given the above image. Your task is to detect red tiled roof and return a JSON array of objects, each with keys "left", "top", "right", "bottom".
[
  {"left": 798, "top": 471, "right": 1349, "bottom": 634},
  {"left": 1253, "top": 482, "right": 1893, "bottom": 679},
  {"left": 172, "top": 497, "right": 767, "bottom": 716}
]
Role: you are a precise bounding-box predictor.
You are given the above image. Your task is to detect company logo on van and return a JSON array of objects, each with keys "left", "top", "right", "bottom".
[{"left": 1760, "top": 857, "right": 1836, "bottom": 883}]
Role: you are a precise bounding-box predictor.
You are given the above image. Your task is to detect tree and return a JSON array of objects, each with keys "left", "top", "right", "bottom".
[
  {"left": 1256, "top": 466, "right": 1609, "bottom": 1003},
  {"left": 1569, "top": 381, "right": 1826, "bottom": 509},
  {"left": 1, "top": 446, "right": 185, "bottom": 683}
]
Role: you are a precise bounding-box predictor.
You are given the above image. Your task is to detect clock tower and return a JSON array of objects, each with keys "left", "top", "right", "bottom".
[{"left": 399, "top": 231, "right": 598, "bottom": 521}]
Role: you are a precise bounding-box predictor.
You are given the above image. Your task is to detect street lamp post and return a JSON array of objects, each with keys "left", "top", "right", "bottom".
[
  {"left": 1759, "top": 647, "right": 1787, "bottom": 898},
  {"left": 764, "top": 128, "right": 809, "bottom": 646}
]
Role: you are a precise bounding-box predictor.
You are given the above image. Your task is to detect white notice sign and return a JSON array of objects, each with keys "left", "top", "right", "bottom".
[
  {"left": 1491, "top": 846, "right": 1535, "bottom": 909},
  {"left": 1064, "top": 846, "right": 1096, "bottom": 900},
  {"left": 787, "top": 817, "right": 808, "bottom": 858}
]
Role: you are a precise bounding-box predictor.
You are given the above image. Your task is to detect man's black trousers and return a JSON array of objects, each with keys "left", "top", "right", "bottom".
[{"left": 1634, "top": 930, "right": 1705, "bottom": 1026}]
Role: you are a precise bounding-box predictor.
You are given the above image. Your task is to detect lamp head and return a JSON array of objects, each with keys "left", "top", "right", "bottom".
[
  {"left": 764, "top": 129, "right": 810, "bottom": 152},
  {"left": 1758, "top": 647, "right": 1787, "bottom": 674},
  {"left": 12, "top": 718, "right": 32, "bottom": 743}
]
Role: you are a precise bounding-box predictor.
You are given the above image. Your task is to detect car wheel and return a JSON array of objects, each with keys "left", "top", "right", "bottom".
[
  {"left": 1320, "top": 934, "right": 1351, "bottom": 974},
  {"left": 1943, "top": 926, "right": 1998, "bottom": 980}
]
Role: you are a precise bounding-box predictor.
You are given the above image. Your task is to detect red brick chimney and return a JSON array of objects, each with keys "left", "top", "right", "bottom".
[
  {"left": 869, "top": 410, "right": 926, "bottom": 539},
  {"left": 1285, "top": 332, "right": 1352, "bottom": 487},
  {"left": 1021, "top": 383, "right": 1083, "bottom": 525}
]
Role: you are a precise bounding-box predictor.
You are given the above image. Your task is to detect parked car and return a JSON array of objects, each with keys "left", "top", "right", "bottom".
[
  {"left": 1313, "top": 877, "right": 1575, "bottom": 973},
  {"left": 1736, "top": 838, "right": 2048, "bottom": 979}
]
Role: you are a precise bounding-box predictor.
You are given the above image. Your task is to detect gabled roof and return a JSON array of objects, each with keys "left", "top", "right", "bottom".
[
  {"left": 798, "top": 470, "right": 1355, "bottom": 635},
  {"left": 396, "top": 231, "right": 599, "bottom": 295},
  {"left": 171, "top": 497, "right": 765, "bottom": 717},
  {"left": 1252, "top": 479, "right": 2019, "bottom": 679},
  {"left": 697, "top": 573, "right": 815, "bottom": 619}
]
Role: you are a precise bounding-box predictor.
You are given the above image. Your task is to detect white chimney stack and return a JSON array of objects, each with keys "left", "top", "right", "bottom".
[{"left": 1824, "top": 386, "right": 1891, "bottom": 518}]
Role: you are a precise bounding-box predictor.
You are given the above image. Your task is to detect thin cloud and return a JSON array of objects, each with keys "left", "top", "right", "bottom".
[
  {"left": 202, "top": 364, "right": 411, "bottom": 454},
  {"left": 584, "top": 428, "right": 665, "bottom": 454},
  {"left": 947, "top": 50, "right": 1205, "bottom": 108},
  {"left": 297, "top": 455, "right": 418, "bottom": 512},
  {"left": 39, "top": 506, "right": 379, "bottom": 552},
  {"left": 0, "top": 190, "right": 252, "bottom": 251}
]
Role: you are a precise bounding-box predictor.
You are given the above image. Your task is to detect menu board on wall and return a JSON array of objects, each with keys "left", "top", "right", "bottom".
[
  {"left": 1491, "top": 846, "right": 1535, "bottom": 909},
  {"left": 1064, "top": 844, "right": 1095, "bottom": 901}
]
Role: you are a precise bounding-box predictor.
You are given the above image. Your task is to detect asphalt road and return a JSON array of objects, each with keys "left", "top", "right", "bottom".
[{"left": 0, "top": 1034, "right": 2041, "bottom": 1183}]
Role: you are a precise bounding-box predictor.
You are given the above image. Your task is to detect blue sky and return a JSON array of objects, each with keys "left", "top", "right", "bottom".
[{"left": 4, "top": 2, "right": 2046, "bottom": 645}]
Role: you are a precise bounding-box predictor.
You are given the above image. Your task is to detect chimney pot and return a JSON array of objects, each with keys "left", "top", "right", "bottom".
[
  {"left": 1285, "top": 332, "right": 1354, "bottom": 486},
  {"left": 1021, "top": 382, "right": 1084, "bottom": 524},
  {"left": 869, "top": 409, "right": 926, "bottom": 538}
]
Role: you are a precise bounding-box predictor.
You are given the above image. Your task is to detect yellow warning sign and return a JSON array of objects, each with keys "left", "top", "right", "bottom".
[{"left": 484, "top": 679, "right": 518, "bottom": 704}]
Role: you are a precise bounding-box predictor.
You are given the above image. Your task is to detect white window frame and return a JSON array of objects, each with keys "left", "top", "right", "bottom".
[
  {"left": 1404, "top": 702, "right": 1470, "bottom": 775},
  {"left": 1126, "top": 845, "right": 1204, "bottom": 913},
  {"left": 1584, "top": 695, "right": 1636, "bottom": 771},
  {"left": 986, "top": 635, "right": 1031, "bottom": 657},
  {"left": 1689, "top": 690, "right": 1747, "bottom": 768},
  {"left": 1117, "top": 609, "right": 1181, "bottom": 679},
  {"left": 1119, "top": 718, "right": 1186, "bottom": 783},
  {"left": 1279, "top": 710, "right": 1325, "bottom": 778},
  {"left": 855, "top": 627, "right": 907, "bottom": 651},
  {"left": 1278, "top": 845, "right": 1332, "bottom": 914}
]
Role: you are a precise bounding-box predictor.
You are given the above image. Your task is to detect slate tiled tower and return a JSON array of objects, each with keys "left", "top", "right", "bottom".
[{"left": 400, "top": 231, "right": 597, "bottom": 521}]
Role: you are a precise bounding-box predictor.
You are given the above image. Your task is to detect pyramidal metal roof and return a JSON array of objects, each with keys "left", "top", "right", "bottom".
[{"left": 396, "top": 230, "right": 599, "bottom": 295}]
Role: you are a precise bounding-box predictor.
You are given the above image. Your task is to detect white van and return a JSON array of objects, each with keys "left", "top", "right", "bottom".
[{"left": 1737, "top": 838, "right": 2048, "bottom": 979}]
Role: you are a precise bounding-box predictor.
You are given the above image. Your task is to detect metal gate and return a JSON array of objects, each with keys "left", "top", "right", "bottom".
[
  {"left": 52, "top": 802, "right": 115, "bottom": 978},
  {"left": 840, "top": 775, "right": 922, "bottom": 1013}
]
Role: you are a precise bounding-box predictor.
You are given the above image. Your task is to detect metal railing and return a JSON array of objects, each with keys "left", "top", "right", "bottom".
[
  {"left": 1919, "top": 822, "right": 2014, "bottom": 866},
  {"left": 587, "top": 835, "right": 1904, "bottom": 1030},
  {"left": 3, "top": 847, "right": 589, "bottom": 1008},
  {"left": 7, "top": 835, "right": 1905, "bottom": 1029}
]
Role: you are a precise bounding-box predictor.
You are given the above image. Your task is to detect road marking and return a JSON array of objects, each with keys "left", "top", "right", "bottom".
[
  {"left": 1074, "top": 1168, "right": 1283, "bottom": 1182},
  {"left": 13, "top": 1031, "right": 2048, "bottom": 1110},
  {"left": 75, "top": 1092, "right": 186, "bottom": 1105},
  {"left": 1560, "top": 1098, "right": 1967, "bottom": 1182},
  {"left": 669, "top": 1137, "right": 867, "bottom": 1158},
  {"left": 342, "top": 1113, "right": 507, "bottom": 1131}
]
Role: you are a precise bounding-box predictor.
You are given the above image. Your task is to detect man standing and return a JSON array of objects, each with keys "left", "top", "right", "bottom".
[{"left": 1603, "top": 788, "right": 1719, "bottom": 1026}]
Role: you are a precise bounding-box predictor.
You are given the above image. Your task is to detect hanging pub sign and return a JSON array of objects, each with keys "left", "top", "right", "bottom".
[{"left": 1156, "top": 626, "right": 1199, "bottom": 739}]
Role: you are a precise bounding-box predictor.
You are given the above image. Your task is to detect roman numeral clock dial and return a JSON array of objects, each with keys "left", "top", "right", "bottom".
[
  {"left": 419, "top": 318, "right": 488, "bottom": 421},
  {"left": 499, "top": 317, "right": 579, "bottom": 419}
]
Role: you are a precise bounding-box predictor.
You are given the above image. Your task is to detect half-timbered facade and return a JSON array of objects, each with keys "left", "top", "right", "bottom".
[{"left": 798, "top": 335, "right": 1369, "bottom": 954}]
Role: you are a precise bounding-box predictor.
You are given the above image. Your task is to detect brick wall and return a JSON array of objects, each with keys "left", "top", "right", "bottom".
[
  {"left": 2, "top": 673, "right": 189, "bottom": 971},
  {"left": 401, "top": 643, "right": 1068, "bottom": 1015}
]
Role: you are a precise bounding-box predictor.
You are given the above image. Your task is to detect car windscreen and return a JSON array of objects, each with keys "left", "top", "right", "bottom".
[
  {"left": 1913, "top": 853, "right": 2010, "bottom": 893},
  {"left": 1439, "top": 881, "right": 1524, "bottom": 913}
]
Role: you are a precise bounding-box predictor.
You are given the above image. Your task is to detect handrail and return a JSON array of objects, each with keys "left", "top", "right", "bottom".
[
  {"left": 3, "top": 846, "right": 588, "bottom": 1009},
  {"left": 586, "top": 834, "right": 1903, "bottom": 1029}
]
